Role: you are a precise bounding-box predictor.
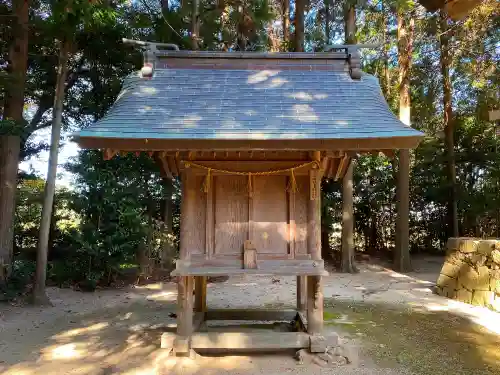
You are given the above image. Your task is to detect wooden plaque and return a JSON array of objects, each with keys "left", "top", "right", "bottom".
[{"left": 244, "top": 240, "right": 258, "bottom": 269}]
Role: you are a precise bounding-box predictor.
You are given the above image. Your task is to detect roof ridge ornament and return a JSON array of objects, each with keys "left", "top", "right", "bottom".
[
  {"left": 324, "top": 44, "right": 380, "bottom": 80},
  {"left": 122, "top": 38, "right": 180, "bottom": 78}
]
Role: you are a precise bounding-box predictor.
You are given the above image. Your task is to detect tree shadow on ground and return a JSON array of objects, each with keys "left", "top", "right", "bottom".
[{"left": 325, "top": 298, "right": 500, "bottom": 375}]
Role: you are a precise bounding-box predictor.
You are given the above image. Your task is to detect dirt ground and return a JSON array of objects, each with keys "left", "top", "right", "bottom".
[{"left": 0, "top": 256, "right": 499, "bottom": 375}]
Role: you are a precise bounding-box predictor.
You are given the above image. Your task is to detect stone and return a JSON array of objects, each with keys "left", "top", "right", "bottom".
[
  {"left": 442, "top": 286, "right": 457, "bottom": 298},
  {"left": 458, "top": 266, "right": 479, "bottom": 291},
  {"left": 491, "top": 250, "right": 500, "bottom": 264},
  {"left": 472, "top": 290, "right": 494, "bottom": 307},
  {"left": 476, "top": 266, "right": 491, "bottom": 291},
  {"left": 440, "top": 262, "right": 462, "bottom": 278},
  {"left": 491, "top": 295, "right": 500, "bottom": 312},
  {"left": 309, "top": 333, "right": 340, "bottom": 353},
  {"left": 491, "top": 277, "right": 500, "bottom": 294},
  {"left": 477, "top": 240, "right": 499, "bottom": 255},
  {"left": 456, "top": 238, "right": 480, "bottom": 253},
  {"left": 456, "top": 288, "right": 472, "bottom": 304},
  {"left": 437, "top": 273, "right": 457, "bottom": 289},
  {"left": 327, "top": 344, "right": 358, "bottom": 365},
  {"left": 445, "top": 251, "right": 465, "bottom": 265},
  {"left": 471, "top": 254, "right": 487, "bottom": 267}
]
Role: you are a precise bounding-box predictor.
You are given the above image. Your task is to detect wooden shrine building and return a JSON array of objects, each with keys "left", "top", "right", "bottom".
[{"left": 74, "top": 47, "right": 423, "bottom": 355}]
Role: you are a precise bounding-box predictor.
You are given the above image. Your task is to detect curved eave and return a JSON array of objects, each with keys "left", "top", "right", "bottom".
[{"left": 73, "top": 134, "right": 423, "bottom": 151}]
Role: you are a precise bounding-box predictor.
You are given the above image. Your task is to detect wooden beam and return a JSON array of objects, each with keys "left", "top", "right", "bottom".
[
  {"left": 308, "top": 152, "right": 321, "bottom": 261},
  {"left": 335, "top": 154, "right": 348, "bottom": 181},
  {"left": 297, "top": 276, "right": 307, "bottom": 312},
  {"left": 171, "top": 267, "right": 328, "bottom": 277},
  {"left": 205, "top": 309, "right": 297, "bottom": 321},
  {"left": 180, "top": 169, "right": 195, "bottom": 260},
  {"left": 307, "top": 275, "right": 323, "bottom": 335},
  {"left": 194, "top": 276, "right": 207, "bottom": 312},
  {"left": 175, "top": 276, "right": 194, "bottom": 355},
  {"left": 205, "top": 174, "right": 214, "bottom": 259},
  {"left": 103, "top": 148, "right": 117, "bottom": 160},
  {"left": 395, "top": 149, "right": 411, "bottom": 271},
  {"left": 288, "top": 177, "right": 296, "bottom": 257},
  {"left": 381, "top": 149, "right": 395, "bottom": 158},
  {"left": 167, "top": 155, "right": 178, "bottom": 176},
  {"left": 158, "top": 152, "right": 173, "bottom": 179},
  {"left": 190, "top": 332, "right": 310, "bottom": 351}
]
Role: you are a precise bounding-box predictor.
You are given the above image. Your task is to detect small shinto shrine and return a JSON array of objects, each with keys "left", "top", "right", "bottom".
[{"left": 74, "top": 46, "right": 423, "bottom": 356}]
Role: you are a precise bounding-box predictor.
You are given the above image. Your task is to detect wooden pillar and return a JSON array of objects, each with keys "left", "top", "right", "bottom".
[
  {"left": 307, "top": 275, "right": 323, "bottom": 334},
  {"left": 308, "top": 151, "right": 321, "bottom": 261},
  {"left": 296, "top": 276, "right": 306, "bottom": 312},
  {"left": 341, "top": 161, "right": 356, "bottom": 273},
  {"left": 175, "top": 275, "right": 194, "bottom": 355},
  {"left": 307, "top": 151, "right": 323, "bottom": 334},
  {"left": 180, "top": 169, "right": 195, "bottom": 260},
  {"left": 395, "top": 149, "right": 411, "bottom": 271},
  {"left": 195, "top": 276, "right": 207, "bottom": 312}
]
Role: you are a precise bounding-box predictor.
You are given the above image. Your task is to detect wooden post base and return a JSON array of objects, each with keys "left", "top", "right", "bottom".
[{"left": 162, "top": 308, "right": 332, "bottom": 356}]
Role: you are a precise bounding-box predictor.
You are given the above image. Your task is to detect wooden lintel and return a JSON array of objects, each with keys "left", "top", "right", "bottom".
[
  {"left": 334, "top": 155, "right": 348, "bottom": 181},
  {"left": 190, "top": 332, "right": 310, "bottom": 351},
  {"left": 205, "top": 309, "right": 298, "bottom": 321}
]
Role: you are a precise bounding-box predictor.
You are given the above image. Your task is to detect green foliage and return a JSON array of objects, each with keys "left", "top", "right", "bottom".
[{"left": 2, "top": 0, "right": 498, "bottom": 289}]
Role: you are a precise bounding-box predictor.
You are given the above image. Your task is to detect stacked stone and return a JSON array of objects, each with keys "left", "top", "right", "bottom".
[{"left": 436, "top": 237, "right": 500, "bottom": 312}]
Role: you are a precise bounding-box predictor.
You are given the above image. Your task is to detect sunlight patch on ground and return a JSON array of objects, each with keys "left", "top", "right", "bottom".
[
  {"left": 51, "top": 322, "right": 109, "bottom": 339},
  {"left": 146, "top": 291, "right": 176, "bottom": 302}
]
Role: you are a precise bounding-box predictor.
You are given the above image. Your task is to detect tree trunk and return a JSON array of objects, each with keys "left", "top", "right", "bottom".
[
  {"left": 440, "top": 10, "right": 459, "bottom": 238},
  {"left": 294, "top": 0, "right": 305, "bottom": 51},
  {"left": 325, "top": 0, "right": 331, "bottom": 45},
  {"left": 344, "top": 6, "right": 355, "bottom": 44},
  {"left": 191, "top": 0, "right": 200, "bottom": 50},
  {"left": 282, "top": 0, "right": 290, "bottom": 48},
  {"left": 0, "top": 137, "right": 20, "bottom": 284},
  {"left": 0, "top": 0, "right": 29, "bottom": 285},
  {"left": 32, "top": 40, "right": 71, "bottom": 305},
  {"left": 382, "top": 0, "right": 390, "bottom": 98},
  {"left": 394, "top": 10, "right": 414, "bottom": 272},
  {"left": 341, "top": 162, "right": 357, "bottom": 273},
  {"left": 339, "top": 5, "right": 357, "bottom": 273}
]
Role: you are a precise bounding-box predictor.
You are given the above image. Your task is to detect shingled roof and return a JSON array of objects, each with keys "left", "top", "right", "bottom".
[{"left": 74, "top": 51, "right": 423, "bottom": 151}]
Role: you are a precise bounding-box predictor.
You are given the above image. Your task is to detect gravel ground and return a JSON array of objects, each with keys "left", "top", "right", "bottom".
[{"left": 0, "top": 256, "right": 495, "bottom": 375}]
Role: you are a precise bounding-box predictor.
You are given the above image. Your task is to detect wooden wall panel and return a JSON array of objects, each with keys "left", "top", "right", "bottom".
[
  {"left": 214, "top": 176, "right": 248, "bottom": 255},
  {"left": 252, "top": 176, "right": 288, "bottom": 254},
  {"left": 294, "top": 176, "right": 309, "bottom": 256},
  {"left": 180, "top": 172, "right": 206, "bottom": 258}
]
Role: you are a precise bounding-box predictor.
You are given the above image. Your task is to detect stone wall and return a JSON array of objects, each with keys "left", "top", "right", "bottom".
[{"left": 436, "top": 237, "right": 500, "bottom": 312}]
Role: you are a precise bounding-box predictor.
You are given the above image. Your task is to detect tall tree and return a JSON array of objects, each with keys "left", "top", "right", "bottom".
[
  {"left": 282, "top": 0, "right": 290, "bottom": 47},
  {"left": 0, "top": 0, "right": 30, "bottom": 285},
  {"left": 440, "top": 10, "right": 459, "bottom": 237},
  {"left": 32, "top": 0, "right": 121, "bottom": 304},
  {"left": 324, "top": 0, "right": 331, "bottom": 44},
  {"left": 341, "top": 2, "right": 357, "bottom": 273},
  {"left": 191, "top": 0, "right": 200, "bottom": 49},
  {"left": 394, "top": 4, "right": 414, "bottom": 272},
  {"left": 32, "top": 40, "right": 71, "bottom": 305},
  {"left": 294, "top": 0, "right": 305, "bottom": 51}
]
